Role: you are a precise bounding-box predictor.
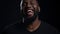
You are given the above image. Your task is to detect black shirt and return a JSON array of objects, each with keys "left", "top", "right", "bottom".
[{"left": 1, "top": 21, "right": 60, "bottom": 34}]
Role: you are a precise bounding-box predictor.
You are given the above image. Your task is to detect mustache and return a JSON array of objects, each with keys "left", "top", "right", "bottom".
[
  {"left": 26, "top": 9, "right": 34, "bottom": 11},
  {"left": 24, "top": 7, "right": 35, "bottom": 11}
]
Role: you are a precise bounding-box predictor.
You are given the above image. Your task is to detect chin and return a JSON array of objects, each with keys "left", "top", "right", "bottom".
[
  {"left": 23, "top": 15, "right": 37, "bottom": 27},
  {"left": 27, "top": 16, "right": 33, "bottom": 18}
]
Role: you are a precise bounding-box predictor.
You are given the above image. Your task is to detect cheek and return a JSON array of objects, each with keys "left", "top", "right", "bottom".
[{"left": 34, "top": 5, "right": 38, "bottom": 11}]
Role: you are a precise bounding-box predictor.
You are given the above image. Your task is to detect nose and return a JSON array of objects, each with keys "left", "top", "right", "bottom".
[{"left": 27, "top": 3, "right": 32, "bottom": 8}]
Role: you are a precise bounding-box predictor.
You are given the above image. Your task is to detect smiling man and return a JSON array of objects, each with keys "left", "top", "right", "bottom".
[
  {"left": 21, "top": 0, "right": 41, "bottom": 31},
  {"left": 1, "top": 0, "right": 60, "bottom": 34}
]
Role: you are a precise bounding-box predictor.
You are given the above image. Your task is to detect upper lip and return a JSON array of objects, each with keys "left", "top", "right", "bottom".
[
  {"left": 27, "top": 11, "right": 33, "bottom": 13},
  {"left": 27, "top": 9, "right": 34, "bottom": 11}
]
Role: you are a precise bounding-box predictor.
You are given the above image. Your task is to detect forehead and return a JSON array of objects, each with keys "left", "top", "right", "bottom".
[{"left": 23, "top": 0, "right": 37, "bottom": 3}]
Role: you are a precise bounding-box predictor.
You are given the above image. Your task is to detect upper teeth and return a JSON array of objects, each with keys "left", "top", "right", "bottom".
[{"left": 27, "top": 10, "right": 33, "bottom": 12}]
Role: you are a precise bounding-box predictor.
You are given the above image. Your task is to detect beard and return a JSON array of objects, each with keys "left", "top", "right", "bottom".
[{"left": 22, "top": 10, "right": 39, "bottom": 27}]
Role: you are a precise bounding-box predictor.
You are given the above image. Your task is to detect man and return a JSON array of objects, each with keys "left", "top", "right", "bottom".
[{"left": 1, "top": 0, "right": 60, "bottom": 34}]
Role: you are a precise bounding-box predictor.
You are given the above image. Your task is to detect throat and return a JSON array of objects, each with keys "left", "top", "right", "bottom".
[{"left": 26, "top": 17, "right": 41, "bottom": 32}]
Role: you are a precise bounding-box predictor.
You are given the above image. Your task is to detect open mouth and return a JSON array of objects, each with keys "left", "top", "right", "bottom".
[
  {"left": 27, "top": 10, "right": 33, "bottom": 14},
  {"left": 27, "top": 10, "right": 34, "bottom": 15}
]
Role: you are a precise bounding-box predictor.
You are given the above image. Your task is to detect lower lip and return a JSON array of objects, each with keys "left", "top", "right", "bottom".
[{"left": 27, "top": 12, "right": 33, "bottom": 14}]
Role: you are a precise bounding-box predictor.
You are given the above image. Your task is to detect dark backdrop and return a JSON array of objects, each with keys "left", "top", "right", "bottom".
[{"left": 2, "top": 0, "right": 58, "bottom": 31}]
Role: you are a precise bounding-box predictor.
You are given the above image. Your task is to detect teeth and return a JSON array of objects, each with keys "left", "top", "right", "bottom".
[
  {"left": 28, "top": 10, "right": 32, "bottom": 11},
  {"left": 27, "top": 10, "right": 33, "bottom": 13},
  {"left": 26, "top": 10, "right": 33, "bottom": 15}
]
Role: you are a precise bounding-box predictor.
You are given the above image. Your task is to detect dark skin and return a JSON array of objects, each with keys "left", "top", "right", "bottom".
[{"left": 22, "top": 0, "right": 41, "bottom": 32}]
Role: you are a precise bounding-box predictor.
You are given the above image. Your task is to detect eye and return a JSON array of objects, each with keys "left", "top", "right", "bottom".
[
  {"left": 23, "top": 2, "right": 27, "bottom": 6},
  {"left": 31, "top": 2, "right": 36, "bottom": 5},
  {"left": 31, "top": 2, "right": 34, "bottom": 5}
]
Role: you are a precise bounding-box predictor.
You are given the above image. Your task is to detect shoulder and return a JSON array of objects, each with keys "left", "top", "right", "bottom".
[
  {"left": 1, "top": 22, "right": 23, "bottom": 33},
  {"left": 38, "top": 21, "right": 60, "bottom": 34}
]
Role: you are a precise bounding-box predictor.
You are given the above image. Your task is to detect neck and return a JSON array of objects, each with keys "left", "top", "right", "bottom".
[{"left": 26, "top": 17, "right": 41, "bottom": 32}]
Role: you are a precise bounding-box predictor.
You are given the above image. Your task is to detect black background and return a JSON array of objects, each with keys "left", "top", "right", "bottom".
[{"left": 2, "top": 0, "right": 58, "bottom": 31}]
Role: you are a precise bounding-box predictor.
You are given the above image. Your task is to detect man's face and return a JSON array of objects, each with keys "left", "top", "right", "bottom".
[
  {"left": 21, "top": 0, "right": 40, "bottom": 25},
  {"left": 22, "top": 0, "right": 40, "bottom": 18}
]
